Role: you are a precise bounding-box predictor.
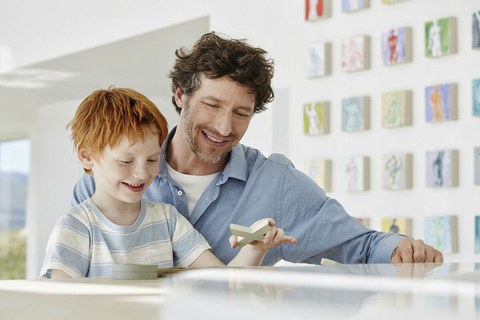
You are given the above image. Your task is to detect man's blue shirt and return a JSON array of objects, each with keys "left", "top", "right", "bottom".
[{"left": 72, "top": 129, "right": 402, "bottom": 265}]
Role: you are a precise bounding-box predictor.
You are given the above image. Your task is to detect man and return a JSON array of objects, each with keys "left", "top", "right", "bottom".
[{"left": 73, "top": 31, "right": 443, "bottom": 265}]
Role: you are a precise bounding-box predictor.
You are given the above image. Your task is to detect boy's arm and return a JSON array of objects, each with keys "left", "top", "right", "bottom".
[
  {"left": 50, "top": 269, "right": 72, "bottom": 280},
  {"left": 189, "top": 244, "right": 267, "bottom": 268}
]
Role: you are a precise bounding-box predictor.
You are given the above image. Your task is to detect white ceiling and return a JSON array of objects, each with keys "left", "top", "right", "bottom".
[{"left": 0, "top": 16, "right": 209, "bottom": 142}]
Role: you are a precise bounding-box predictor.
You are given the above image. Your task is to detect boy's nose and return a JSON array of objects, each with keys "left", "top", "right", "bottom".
[{"left": 132, "top": 163, "right": 149, "bottom": 179}]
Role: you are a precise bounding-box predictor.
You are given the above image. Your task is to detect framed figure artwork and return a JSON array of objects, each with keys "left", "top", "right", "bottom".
[
  {"left": 474, "top": 147, "right": 480, "bottom": 186},
  {"left": 381, "top": 27, "right": 412, "bottom": 66},
  {"left": 425, "top": 83, "right": 457, "bottom": 122},
  {"left": 473, "top": 78, "right": 480, "bottom": 116},
  {"left": 424, "top": 215, "right": 458, "bottom": 254},
  {"left": 381, "top": 217, "right": 412, "bottom": 236},
  {"left": 341, "top": 35, "right": 370, "bottom": 72},
  {"left": 382, "top": 153, "right": 412, "bottom": 190},
  {"left": 303, "top": 101, "right": 330, "bottom": 135},
  {"left": 305, "top": 42, "right": 331, "bottom": 78},
  {"left": 473, "top": 11, "right": 480, "bottom": 50},
  {"left": 425, "top": 17, "right": 457, "bottom": 58},
  {"left": 341, "top": 96, "right": 370, "bottom": 132},
  {"left": 342, "top": 155, "right": 369, "bottom": 192},
  {"left": 425, "top": 149, "right": 458, "bottom": 188},
  {"left": 342, "top": 0, "right": 369, "bottom": 13},
  {"left": 305, "top": 0, "right": 331, "bottom": 21},
  {"left": 476, "top": 216, "right": 480, "bottom": 253},
  {"left": 381, "top": 90, "right": 412, "bottom": 128}
]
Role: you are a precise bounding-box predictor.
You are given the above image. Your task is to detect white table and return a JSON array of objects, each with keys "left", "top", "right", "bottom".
[{"left": 0, "top": 263, "right": 479, "bottom": 320}]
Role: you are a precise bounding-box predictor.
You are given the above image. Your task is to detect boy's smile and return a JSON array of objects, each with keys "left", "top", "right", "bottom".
[{"left": 88, "top": 132, "right": 161, "bottom": 224}]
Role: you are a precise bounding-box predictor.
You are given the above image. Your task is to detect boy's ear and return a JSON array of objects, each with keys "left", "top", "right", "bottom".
[
  {"left": 77, "top": 147, "right": 94, "bottom": 170},
  {"left": 174, "top": 86, "right": 186, "bottom": 109}
]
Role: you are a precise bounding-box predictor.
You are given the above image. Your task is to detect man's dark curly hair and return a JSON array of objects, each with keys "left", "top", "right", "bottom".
[{"left": 169, "top": 31, "right": 274, "bottom": 114}]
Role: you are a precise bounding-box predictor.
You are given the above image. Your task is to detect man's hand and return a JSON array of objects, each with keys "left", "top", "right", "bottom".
[
  {"left": 230, "top": 218, "right": 297, "bottom": 251},
  {"left": 391, "top": 238, "right": 443, "bottom": 263}
]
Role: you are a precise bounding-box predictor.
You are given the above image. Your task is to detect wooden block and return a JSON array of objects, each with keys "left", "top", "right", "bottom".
[
  {"left": 112, "top": 263, "right": 157, "bottom": 280},
  {"left": 230, "top": 218, "right": 271, "bottom": 247}
]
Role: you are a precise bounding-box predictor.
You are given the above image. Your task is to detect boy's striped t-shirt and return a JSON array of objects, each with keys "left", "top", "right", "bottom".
[{"left": 40, "top": 198, "right": 210, "bottom": 278}]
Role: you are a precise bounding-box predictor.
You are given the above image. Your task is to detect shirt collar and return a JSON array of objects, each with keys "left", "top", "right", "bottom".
[
  {"left": 159, "top": 127, "right": 248, "bottom": 183},
  {"left": 159, "top": 128, "right": 175, "bottom": 179}
]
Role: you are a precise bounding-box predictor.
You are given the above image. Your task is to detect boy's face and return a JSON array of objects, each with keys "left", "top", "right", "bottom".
[{"left": 89, "top": 132, "right": 161, "bottom": 207}]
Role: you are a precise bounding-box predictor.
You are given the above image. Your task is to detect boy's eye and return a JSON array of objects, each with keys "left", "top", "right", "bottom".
[
  {"left": 148, "top": 159, "right": 159, "bottom": 163},
  {"left": 120, "top": 160, "right": 133, "bottom": 164}
]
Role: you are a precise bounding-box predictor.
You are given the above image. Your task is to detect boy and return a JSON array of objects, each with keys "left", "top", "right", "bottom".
[{"left": 40, "top": 87, "right": 296, "bottom": 279}]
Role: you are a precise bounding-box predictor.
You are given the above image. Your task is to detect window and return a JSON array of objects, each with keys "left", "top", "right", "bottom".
[{"left": 0, "top": 139, "right": 29, "bottom": 279}]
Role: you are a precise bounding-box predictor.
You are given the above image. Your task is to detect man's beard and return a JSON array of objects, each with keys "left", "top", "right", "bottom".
[{"left": 182, "top": 103, "right": 235, "bottom": 166}]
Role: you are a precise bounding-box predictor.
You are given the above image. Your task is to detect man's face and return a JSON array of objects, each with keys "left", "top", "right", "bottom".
[{"left": 177, "top": 75, "right": 255, "bottom": 165}]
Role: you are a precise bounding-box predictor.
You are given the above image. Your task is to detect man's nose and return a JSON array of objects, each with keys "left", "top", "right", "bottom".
[{"left": 214, "top": 110, "right": 232, "bottom": 137}]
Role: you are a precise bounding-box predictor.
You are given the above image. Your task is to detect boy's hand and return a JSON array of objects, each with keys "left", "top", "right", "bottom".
[{"left": 230, "top": 218, "right": 297, "bottom": 251}]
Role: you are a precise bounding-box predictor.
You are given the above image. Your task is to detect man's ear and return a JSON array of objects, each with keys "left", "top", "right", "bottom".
[
  {"left": 174, "top": 86, "right": 186, "bottom": 109},
  {"left": 77, "top": 147, "right": 94, "bottom": 171}
]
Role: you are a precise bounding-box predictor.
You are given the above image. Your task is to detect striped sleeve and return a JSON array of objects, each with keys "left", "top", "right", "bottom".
[
  {"left": 170, "top": 208, "right": 211, "bottom": 267},
  {"left": 39, "top": 211, "right": 91, "bottom": 278}
]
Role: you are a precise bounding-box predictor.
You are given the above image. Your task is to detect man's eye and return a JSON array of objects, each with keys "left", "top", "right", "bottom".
[
  {"left": 148, "top": 159, "right": 159, "bottom": 163},
  {"left": 205, "top": 103, "right": 219, "bottom": 108},
  {"left": 235, "top": 111, "right": 251, "bottom": 118}
]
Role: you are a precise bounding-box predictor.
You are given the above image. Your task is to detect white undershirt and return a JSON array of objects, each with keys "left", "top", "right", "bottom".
[{"left": 166, "top": 164, "right": 219, "bottom": 216}]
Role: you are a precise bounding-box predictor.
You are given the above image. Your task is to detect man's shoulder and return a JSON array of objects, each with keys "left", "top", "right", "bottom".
[{"left": 240, "top": 144, "right": 294, "bottom": 168}]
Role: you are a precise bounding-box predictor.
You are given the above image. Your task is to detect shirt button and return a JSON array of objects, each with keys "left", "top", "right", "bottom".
[{"left": 177, "top": 190, "right": 183, "bottom": 196}]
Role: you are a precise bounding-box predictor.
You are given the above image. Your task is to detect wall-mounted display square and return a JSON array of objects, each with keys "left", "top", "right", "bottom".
[
  {"left": 382, "top": 153, "right": 412, "bottom": 190},
  {"left": 381, "top": 217, "right": 411, "bottom": 236},
  {"left": 303, "top": 101, "right": 329, "bottom": 135},
  {"left": 473, "top": 78, "right": 480, "bottom": 116},
  {"left": 304, "top": 159, "right": 332, "bottom": 192},
  {"left": 342, "top": 0, "right": 369, "bottom": 13},
  {"left": 381, "top": 27, "right": 412, "bottom": 66},
  {"left": 341, "top": 35, "right": 370, "bottom": 72},
  {"left": 305, "top": 0, "right": 331, "bottom": 21},
  {"left": 341, "top": 96, "right": 370, "bottom": 132},
  {"left": 476, "top": 216, "right": 480, "bottom": 253},
  {"left": 305, "top": 42, "right": 331, "bottom": 78},
  {"left": 342, "top": 155, "right": 369, "bottom": 192},
  {"left": 473, "top": 11, "right": 480, "bottom": 50},
  {"left": 381, "top": 90, "right": 412, "bottom": 128},
  {"left": 474, "top": 147, "right": 480, "bottom": 186},
  {"left": 425, "top": 17, "right": 457, "bottom": 58},
  {"left": 425, "top": 83, "right": 457, "bottom": 122},
  {"left": 424, "top": 215, "right": 458, "bottom": 254},
  {"left": 426, "top": 149, "right": 458, "bottom": 188}
]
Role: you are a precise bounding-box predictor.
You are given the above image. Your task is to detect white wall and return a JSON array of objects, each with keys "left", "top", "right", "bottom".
[
  {"left": 289, "top": 0, "right": 480, "bottom": 264},
  {"left": 2, "top": 0, "right": 477, "bottom": 277}
]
